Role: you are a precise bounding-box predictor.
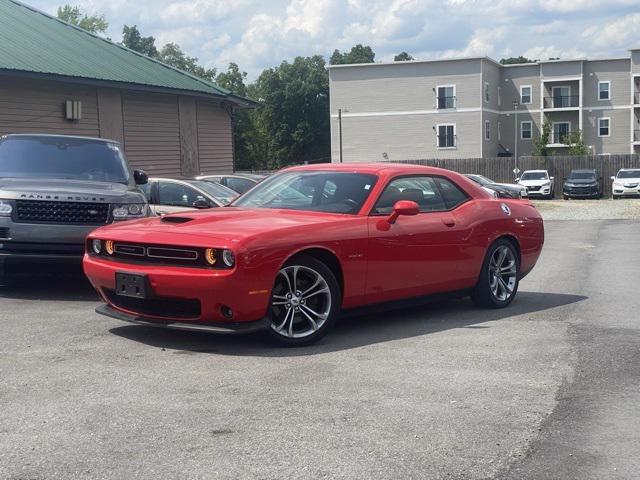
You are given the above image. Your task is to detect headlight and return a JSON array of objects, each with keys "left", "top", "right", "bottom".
[
  {"left": 112, "top": 204, "right": 147, "bottom": 220},
  {"left": 105, "top": 240, "right": 115, "bottom": 255},
  {"left": 0, "top": 200, "right": 12, "bottom": 217},
  {"left": 222, "top": 249, "right": 235, "bottom": 267},
  {"left": 91, "top": 239, "right": 102, "bottom": 254},
  {"left": 204, "top": 248, "right": 217, "bottom": 266}
]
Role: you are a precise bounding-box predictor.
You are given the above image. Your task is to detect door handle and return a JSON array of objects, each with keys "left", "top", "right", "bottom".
[{"left": 442, "top": 216, "right": 456, "bottom": 227}]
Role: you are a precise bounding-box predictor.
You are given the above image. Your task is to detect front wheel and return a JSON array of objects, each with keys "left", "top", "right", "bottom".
[
  {"left": 266, "top": 256, "right": 341, "bottom": 346},
  {"left": 471, "top": 239, "right": 520, "bottom": 309}
]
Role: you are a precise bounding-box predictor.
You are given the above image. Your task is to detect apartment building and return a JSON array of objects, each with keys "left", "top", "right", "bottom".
[{"left": 328, "top": 49, "right": 640, "bottom": 162}]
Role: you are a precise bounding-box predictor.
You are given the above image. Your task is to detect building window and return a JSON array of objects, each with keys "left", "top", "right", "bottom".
[
  {"left": 520, "top": 85, "right": 532, "bottom": 104},
  {"left": 484, "top": 82, "right": 490, "bottom": 103},
  {"left": 436, "top": 85, "right": 456, "bottom": 109},
  {"left": 521, "top": 121, "right": 532, "bottom": 140},
  {"left": 498, "top": 121, "right": 502, "bottom": 141},
  {"left": 552, "top": 86, "right": 572, "bottom": 108},
  {"left": 598, "top": 117, "right": 610, "bottom": 137},
  {"left": 552, "top": 122, "right": 571, "bottom": 144},
  {"left": 437, "top": 124, "right": 456, "bottom": 148},
  {"left": 497, "top": 86, "right": 502, "bottom": 107},
  {"left": 598, "top": 81, "right": 610, "bottom": 101},
  {"left": 484, "top": 120, "right": 490, "bottom": 140}
]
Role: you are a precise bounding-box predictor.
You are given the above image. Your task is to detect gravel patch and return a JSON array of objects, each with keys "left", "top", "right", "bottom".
[{"left": 531, "top": 199, "right": 640, "bottom": 221}]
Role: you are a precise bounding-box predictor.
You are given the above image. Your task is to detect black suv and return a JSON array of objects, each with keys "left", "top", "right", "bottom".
[
  {"left": 0, "top": 134, "right": 149, "bottom": 283},
  {"left": 562, "top": 169, "right": 602, "bottom": 199}
]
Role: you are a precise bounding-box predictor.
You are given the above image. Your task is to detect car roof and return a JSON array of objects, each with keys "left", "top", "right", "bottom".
[
  {"left": 282, "top": 162, "right": 458, "bottom": 177},
  {"left": 1, "top": 133, "right": 119, "bottom": 144},
  {"left": 522, "top": 169, "right": 548, "bottom": 173},
  {"left": 618, "top": 168, "right": 640, "bottom": 171},
  {"left": 570, "top": 169, "right": 596, "bottom": 173}
]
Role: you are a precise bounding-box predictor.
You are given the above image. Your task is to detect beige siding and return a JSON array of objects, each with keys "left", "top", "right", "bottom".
[
  {"left": 122, "top": 92, "right": 181, "bottom": 177},
  {"left": 583, "top": 109, "right": 630, "bottom": 154},
  {"left": 0, "top": 77, "right": 99, "bottom": 137},
  {"left": 196, "top": 100, "right": 233, "bottom": 174},
  {"left": 583, "top": 59, "right": 631, "bottom": 107},
  {"left": 541, "top": 61, "right": 582, "bottom": 78},
  {"left": 499, "top": 111, "right": 541, "bottom": 157},
  {"left": 500, "top": 64, "right": 541, "bottom": 111}
]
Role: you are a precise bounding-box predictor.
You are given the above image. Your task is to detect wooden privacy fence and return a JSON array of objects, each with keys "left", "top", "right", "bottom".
[{"left": 392, "top": 155, "right": 640, "bottom": 198}]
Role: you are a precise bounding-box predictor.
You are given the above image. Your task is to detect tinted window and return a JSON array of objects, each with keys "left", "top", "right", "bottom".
[
  {"left": 374, "top": 176, "right": 447, "bottom": 214},
  {"left": 225, "top": 177, "right": 255, "bottom": 194},
  {"left": 521, "top": 171, "right": 548, "bottom": 180},
  {"left": 0, "top": 136, "right": 129, "bottom": 183},
  {"left": 139, "top": 182, "right": 152, "bottom": 201},
  {"left": 190, "top": 180, "right": 235, "bottom": 204},
  {"left": 233, "top": 171, "right": 377, "bottom": 214},
  {"left": 434, "top": 177, "right": 469, "bottom": 209},
  {"left": 617, "top": 170, "right": 640, "bottom": 179},
  {"left": 157, "top": 181, "right": 212, "bottom": 208}
]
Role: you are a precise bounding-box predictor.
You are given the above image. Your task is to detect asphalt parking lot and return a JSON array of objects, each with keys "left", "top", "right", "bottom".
[{"left": 1, "top": 204, "right": 639, "bottom": 479}]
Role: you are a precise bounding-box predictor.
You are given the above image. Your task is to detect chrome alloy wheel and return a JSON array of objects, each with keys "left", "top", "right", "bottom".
[
  {"left": 270, "top": 265, "right": 332, "bottom": 339},
  {"left": 488, "top": 245, "right": 517, "bottom": 302}
]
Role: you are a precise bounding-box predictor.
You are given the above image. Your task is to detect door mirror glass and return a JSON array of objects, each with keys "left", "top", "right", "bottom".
[{"left": 133, "top": 169, "right": 148, "bottom": 185}]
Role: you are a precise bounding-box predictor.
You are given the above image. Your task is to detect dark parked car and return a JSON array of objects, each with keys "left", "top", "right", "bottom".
[
  {"left": 464, "top": 174, "right": 527, "bottom": 199},
  {"left": 0, "top": 134, "right": 149, "bottom": 283},
  {"left": 196, "top": 174, "right": 267, "bottom": 194},
  {"left": 562, "top": 169, "right": 602, "bottom": 199}
]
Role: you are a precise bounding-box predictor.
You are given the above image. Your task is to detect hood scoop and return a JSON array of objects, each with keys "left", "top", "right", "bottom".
[{"left": 161, "top": 216, "right": 194, "bottom": 224}]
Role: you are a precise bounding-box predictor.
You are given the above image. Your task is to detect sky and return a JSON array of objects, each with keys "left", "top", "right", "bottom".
[{"left": 29, "top": 0, "right": 640, "bottom": 80}]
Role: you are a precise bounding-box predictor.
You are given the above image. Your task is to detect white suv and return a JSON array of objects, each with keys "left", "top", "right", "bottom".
[
  {"left": 517, "top": 170, "right": 554, "bottom": 199},
  {"left": 611, "top": 169, "right": 640, "bottom": 199}
]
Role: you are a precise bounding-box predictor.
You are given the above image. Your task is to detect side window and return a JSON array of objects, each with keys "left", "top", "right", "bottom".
[
  {"left": 226, "top": 177, "right": 254, "bottom": 194},
  {"left": 434, "top": 177, "right": 469, "bottom": 209},
  {"left": 158, "top": 181, "right": 207, "bottom": 207},
  {"left": 373, "top": 176, "right": 447, "bottom": 214}
]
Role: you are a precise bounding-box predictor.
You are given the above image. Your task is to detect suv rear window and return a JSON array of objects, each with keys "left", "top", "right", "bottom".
[{"left": 0, "top": 136, "right": 130, "bottom": 183}]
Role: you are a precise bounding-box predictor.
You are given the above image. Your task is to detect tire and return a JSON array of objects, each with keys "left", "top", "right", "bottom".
[
  {"left": 471, "top": 239, "right": 520, "bottom": 309},
  {"left": 266, "top": 255, "right": 341, "bottom": 347},
  {"left": 563, "top": 195, "right": 569, "bottom": 200}
]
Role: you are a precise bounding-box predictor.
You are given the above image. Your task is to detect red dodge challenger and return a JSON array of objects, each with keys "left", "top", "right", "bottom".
[{"left": 84, "top": 163, "right": 544, "bottom": 346}]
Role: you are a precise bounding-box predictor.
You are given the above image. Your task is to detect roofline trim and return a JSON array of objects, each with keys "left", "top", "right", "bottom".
[
  {"left": 328, "top": 56, "right": 501, "bottom": 69},
  {"left": 2, "top": 133, "right": 120, "bottom": 143}
]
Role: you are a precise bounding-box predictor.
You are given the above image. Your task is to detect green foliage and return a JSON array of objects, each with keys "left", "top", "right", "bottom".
[
  {"left": 122, "top": 25, "right": 157, "bottom": 57},
  {"left": 330, "top": 44, "right": 375, "bottom": 65},
  {"left": 566, "top": 130, "right": 590, "bottom": 155},
  {"left": 533, "top": 120, "right": 552, "bottom": 156},
  {"left": 157, "top": 43, "right": 216, "bottom": 81},
  {"left": 56, "top": 4, "right": 108, "bottom": 34},
  {"left": 216, "top": 63, "right": 247, "bottom": 97},
  {"left": 394, "top": 51, "right": 414, "bottom": 61},
  {"left": 500, "top": 56, "right": 535, "bottom": 65}
]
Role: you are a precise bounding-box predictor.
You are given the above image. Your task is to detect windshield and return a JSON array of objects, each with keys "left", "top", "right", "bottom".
[
  {"left": 569, "top": 172, "right": 596, "bottom": 180},
  {"left": 617, "top": 170, "right": 640, "bottom": 179},
  {"left": 190, "top": 180, "right": 236, "bottom": 204},
  {"left": 466, "top": 175, "right": 493, "bottom": 185},
  {"left": 0, "top": 136, "right": 130, "bottom": 183},
  {"left": 232, "top": 171, "right": 377, "bottom": 214},
  {"left": 521, "top": 171, "right": 548, "bottom": 181}
]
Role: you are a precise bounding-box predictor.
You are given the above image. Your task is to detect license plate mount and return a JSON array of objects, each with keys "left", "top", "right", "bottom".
[{"left": 115, "top": 272, "right": 150, "bottom": 299}]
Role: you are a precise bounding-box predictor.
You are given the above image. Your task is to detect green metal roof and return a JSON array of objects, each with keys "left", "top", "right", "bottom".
[{"left": 0, "top": 0, "right": 253, "bottom": 106}]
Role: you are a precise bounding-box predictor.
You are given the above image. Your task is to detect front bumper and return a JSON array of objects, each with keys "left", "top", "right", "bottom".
[
  {"left": 563, "top": 186, "right": 599, "bottom": 198},
  {"left": 96, "top": 304, "right": 270, "bottom": 334},
  {"left": 612, "top": 186, "right": 640, "bottom": 197},
  {"left": 83, "top": 254, "right": 273, "bottom": 325},
  {"left": 525, "top": 187, "right": 551, "bottom": 197}
]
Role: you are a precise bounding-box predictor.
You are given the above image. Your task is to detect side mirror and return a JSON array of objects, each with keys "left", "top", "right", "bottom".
[
  {"left": 515, "top": 177, "right": 520, "bottom": 182},
  {"left": 133, "top": 169, "right": 148, "bottom": 185},
  {"left": 193, "top": 199, "right": 211, "bottom": 209},
  {"left": 389, "top": 200, "right": 419, "bottom": 224},
  {"left": 550, "top": 176, "right": 554, "bottom": 181},
  {"left": 610, "top": 176, "right": 616, "bottom": 181}
]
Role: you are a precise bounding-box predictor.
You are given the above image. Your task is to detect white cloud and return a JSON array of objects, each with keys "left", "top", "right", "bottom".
[
  {"left": 582, "top": 13, "right": 640, "bottom": 48},
  {"left": 440, "top": 28, "right": 506, "bottom": 59}
]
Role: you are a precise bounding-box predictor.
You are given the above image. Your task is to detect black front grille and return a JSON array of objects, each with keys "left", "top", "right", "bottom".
[
  {"left": 0, "top": 227, "right": 10, "bottom": 239},
  {"left": 104, "top": 289, "right": 201, "bottom": 319},
  {"left": 15, "top": 200, "right": 109, "bottom": 225}
]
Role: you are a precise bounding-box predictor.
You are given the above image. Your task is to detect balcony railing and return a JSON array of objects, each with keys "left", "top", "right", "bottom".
[
  {"left": 550, "top": 132, "right": 571, "bottom": 145},
  {"left": 437, "top": 96, "right": 456, "bottom": 109},
  {"left": 437, "top": 134, "right": 457, "bottom": 148},
  {"left": 544, "top": 95, "right": 579, "bottom": 109}
]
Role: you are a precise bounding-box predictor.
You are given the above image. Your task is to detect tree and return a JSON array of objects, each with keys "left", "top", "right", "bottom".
[
  {"left": 566, "top": 130, "right": 590, "bottom": 155},
  {"left": 56, "top": 4, "right": 108, "bottom": 34},
  {"left": 533, "top": 120, "right": 552, "bottom": 156},
  {"left": 157, "top": 43, "right": 216, "bottom": 81},
  {"left": 394, "top": 51, "right": 414, "bottom": 61},
  {"left": 216, "top": 63, "right": 247, "bottom": 97},
  {"left": 330, "top": 44, "right": 375, "bottom": 65},
  {"left": 248, "top": 55, "right": 330, "bottom": 168},
  {"left": 122, "top": 25, "right": 157, "bottom": 57},
  {"left": 500, "top": 56, "right": 535, "bottom": 65}
]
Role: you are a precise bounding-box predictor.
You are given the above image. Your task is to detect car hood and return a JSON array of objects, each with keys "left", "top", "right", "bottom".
[
  {"left": 0, "top": 177, "right": 145, "bottom": 203},
  {"left": 492, "top": 183, "right": 523, "bottom": 191},
  {"left": 89, "top": 207, "right": 355, "bottom": 247},
  {"left": 565, "top": 178, "right": 597, "bottom": 185},
  {"left": 519, "top": 179, "right": 550, "bottom": 186},
  {"left": 614, "top": 177, "right": 640, "bottom": 184}
]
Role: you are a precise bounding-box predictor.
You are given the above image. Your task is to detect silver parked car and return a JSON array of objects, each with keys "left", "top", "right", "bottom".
[
  {"left": 140, "top": 178, "right": 237, "bottom": 215},
  {"left": 196, "top": 173, "right": 267, "bottom": 194}
]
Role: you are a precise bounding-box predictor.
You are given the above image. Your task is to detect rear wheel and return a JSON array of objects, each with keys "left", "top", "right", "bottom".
[
  {"left": 472, "top": 239, "right": 520, "bottom": 309},
  {"left": 266, "top": 256, "right": 340, "bottom": 346}
]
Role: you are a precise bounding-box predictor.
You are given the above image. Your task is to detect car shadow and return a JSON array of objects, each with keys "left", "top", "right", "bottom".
[
  {"left": 0, "top": 272, "right": 98, "bottom": 301},
  {"left": 109, "top": 291, "right": 587, "bottom": 357}
]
